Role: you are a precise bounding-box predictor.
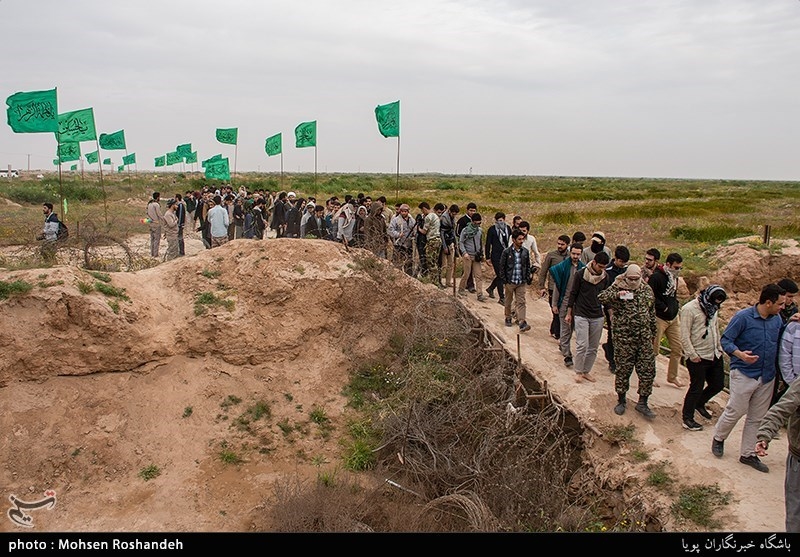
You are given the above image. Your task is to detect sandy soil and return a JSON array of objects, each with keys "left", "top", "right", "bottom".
[{"left": 0, "top": 234, "right": 795, "bottom": 533}]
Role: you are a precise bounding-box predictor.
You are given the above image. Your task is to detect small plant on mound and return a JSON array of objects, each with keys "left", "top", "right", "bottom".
[
  {"left": 201, "top": 269, "right": 221, "bottom": 279},
  {"left": 76, "top": 280, "right": 93, "bottom": 294},
  {"left": 671, "top": 483, "right": 732, "bottom": 529},
  {"left": 87, "top": 271, "right": 111, "bottom": 283},
  {"left": 0, "top": 279, "right": 33, "bottom": 300},
  {"left": 194, "top": 291, "right": 235, "bottom": 315},
  {"left": 139, "top": 464, "right": 161, "bottom": 481},
  {"left": 94, "top": 281, "right": 129, "bottom": 300},
  {"left": 219, "top": 442, "right": 243, "bottom": 465},
  {"left": 646, "top": 460, "right": 675, "bottom": 491}
]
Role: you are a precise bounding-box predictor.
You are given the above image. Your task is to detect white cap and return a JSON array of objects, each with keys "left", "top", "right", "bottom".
[{"left": 287, "top": 191, "right": 296, "bottom": 198}]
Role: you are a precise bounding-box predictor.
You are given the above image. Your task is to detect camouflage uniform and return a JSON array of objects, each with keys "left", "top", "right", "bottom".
[{"left": 598, "top": 280, "right": 658, "bottom": 399}]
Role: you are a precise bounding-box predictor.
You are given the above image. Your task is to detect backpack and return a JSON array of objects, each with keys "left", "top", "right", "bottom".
[{"left": 57, "top": 220, "right": 69, "bottom": 240}]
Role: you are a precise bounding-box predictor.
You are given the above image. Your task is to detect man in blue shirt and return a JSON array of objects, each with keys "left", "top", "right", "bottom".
[{"left": 712, "top": 283, "right": 786, "bottom": 472}]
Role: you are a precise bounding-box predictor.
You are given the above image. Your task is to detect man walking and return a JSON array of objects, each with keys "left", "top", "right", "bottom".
[
  {"left": 598, "top": 265, "right": 658, "bottom": 419},
  {"left": 485, "top": 212, "right": 512, "bottom": 304},
  {"left": 539, "top": 234, "right": 570, "bottom": 340},
  {"left": 755, "top": 377, "right": 800, "bottom": 532},
  {"left": 146, "top": 191, "right": 163, "bottom": 258},
  {"left": 456, "top": 203, "right": 478, "bottom": 292},
  {"left": 549, "top": 242, "right": 585, "bottom": 368},
  {"left": 602, "top": 245, "right": 631, "bottom": 373},
  {"left": 712, "top": 283, "right": 786, "bottom": 473},
  {"left": 499, "top": 229, "right": 532, "bottom": 333},
  {"left": 649, "top": 252, "right": 686, "bottom": 388},
  {"left": 566, "top": 251, "right": 610, "bottom": 383}
]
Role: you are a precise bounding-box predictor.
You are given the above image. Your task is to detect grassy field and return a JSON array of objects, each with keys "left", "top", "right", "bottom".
[{"left": 1, "top": 170, "right": 798, "bottom": 279}]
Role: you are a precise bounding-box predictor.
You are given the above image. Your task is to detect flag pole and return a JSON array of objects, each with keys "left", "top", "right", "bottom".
[
  {"left": 395, "top": 137, "right": 400, "bottom": 203},
  {"left": 314, "top": 145, "right": 317, "bottom": 196},
  {"left": 96, "top": 140, "right": 108, "bottom": 226},
  {"left": 280, "top": 152, "right": 284, "bottom": 189},
  {"left": 233, "top": 143, "right": 238, "bottom": 185}
]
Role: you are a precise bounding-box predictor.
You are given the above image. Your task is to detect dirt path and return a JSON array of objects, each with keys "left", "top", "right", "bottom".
[{"left": 458, "top": 285, "right": 787, "bottom": 532}]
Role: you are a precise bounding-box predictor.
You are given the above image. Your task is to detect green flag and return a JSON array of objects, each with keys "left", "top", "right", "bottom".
[
  {"left": 98, "top": 129, "right": 126, "bottom": 150},
  {"left": 57, "top": 107, "right": 96, "bottom": 143},
  {"left": 176, "top": 143, "right": 192, "bottom": 157},
  {"left": 57, "top": 142, "right": 81, "bottom": 162},
  {"left": 117, "top": 165, "right": 124, "bottom": 172},
  {"left": 265, "top": 133, "right": 282, "bottom": 156},
  {"left": 70, "top": 164, "right": 77, "bottom": 171},
  {"left": 53, "top": 158, "right": 60, "bottom": 166},
  {"left": 185, "top": 151, "right": 198, "bottom": 164},
  {"left": 122, "top": 152, "right": 136, "bottom": 165},
  {"left": 375, "top": 100, "right": 400, "bottom": 138},
  {"left": 85, "top": 150, "right": 99, "bottom": 164},
  {"left": 154, "top": 155, "right": 166, "bottom": 167},
  {"left": 295, "top": 121, "right": 316, "bottom": 148},
  {"left": 202, "top": 154, "right": 222, "bottom": 167},
  {"left": 6, "top": 88, "right": 58, "bottom": 133},
  {"left": 216, "top": 128, "right": 238, "bottom": 145},
  {"left": 166, "top": 151, "right": 183, "bottom": 165},
  {"left": 205, "top": 158, "right": 230, "bottom": 180},
  {"left": 102, "top": 157, "right": 111, "bottom": 165}
]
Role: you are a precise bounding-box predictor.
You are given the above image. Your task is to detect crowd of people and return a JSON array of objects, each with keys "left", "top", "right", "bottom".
[{"left": 132, "top": 186, "right": 800, "bottom": 531}]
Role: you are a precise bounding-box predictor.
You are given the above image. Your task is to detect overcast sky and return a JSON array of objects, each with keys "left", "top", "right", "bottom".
[{"left": 2, "top": 0, "right": 799, "bottom": 180}]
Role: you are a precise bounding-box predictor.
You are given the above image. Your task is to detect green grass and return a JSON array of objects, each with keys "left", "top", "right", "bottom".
[
  {"left": 0, "top": 279, "right": 33, "bottom": 299},
  {"left": 670, "top": 224, "right": 753, "bottom": 242},
  {"left": 201, "top": 269, "right": 221, "bottom": 279},
  {"left": 94, "top": 281, "right": 129, "bottom": 300},
  {"left": 309, "top": 406, "right": 329, "bottom": 425},
  {"left": 220, "top": 394, "right": 242, "bottom": 409},
  {"left": 342, "top": 438, "right": 376, "bottom": 471},
  {"left": 87, "top": 270, "right": 112, "bottom": 283},
  {"left": 77, "top": 280, "right": 93, "bottom": 294},
  {"left": 219, "top": 448, "right": 242, "bottom": 465},
  {"left": 671, "top": 483, "right": 732, "bottom": 529},
  {"left": 182, "top": 406, "right": 193, "bottom": 418},
  {"left": 194, "top": 291, "right": 235, "bottom": 315},
  {"left": 646, "top": 461, "right": 674, "bottom": 490},
  {"left": 138, "top": 464, "right": 161, "bottom": 481}
]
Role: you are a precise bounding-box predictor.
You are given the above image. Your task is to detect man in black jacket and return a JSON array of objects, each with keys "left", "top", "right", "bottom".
[
  {"left": 499, "top": 229, "right": 532, "bottom": 333},
  {"left": 649, "top": 252, "right": 685, "bottom": 388},
  {"left": 485, "top": 212, "right": 512, "bottom": 304}
]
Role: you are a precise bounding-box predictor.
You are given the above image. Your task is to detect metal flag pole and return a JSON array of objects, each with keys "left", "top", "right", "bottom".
[
  {"left": 233, "top": 143, "right": 238, "bottom": 186},
  {"left": 395, "top": 136, "right": 401, "bottom": 203},
  {"left": 96, "top": 139, "right": 108, "bottom": 226}
]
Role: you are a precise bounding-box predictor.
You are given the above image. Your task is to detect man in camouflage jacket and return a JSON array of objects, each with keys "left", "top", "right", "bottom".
[{"left": 598, "top": 264, "right": 658, "bottom": 419}]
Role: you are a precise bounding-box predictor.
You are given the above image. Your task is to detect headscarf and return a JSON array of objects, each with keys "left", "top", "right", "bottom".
[
  {"left": 615, "top": 264, "right": 643, "bottom": 291},
  {"left": 335, "top": 202, "right": 355, "bottom": 227},
  {"left": 463, "top": 221, "right": 481, "bottom": 240},
  {"left": 698, "top": 284, "right": 727, "bottom": 337}
]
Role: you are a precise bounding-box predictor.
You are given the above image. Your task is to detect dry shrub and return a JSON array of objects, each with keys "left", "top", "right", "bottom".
[{"left": 267, "top": 296, "right": 607, "bottom": 532}]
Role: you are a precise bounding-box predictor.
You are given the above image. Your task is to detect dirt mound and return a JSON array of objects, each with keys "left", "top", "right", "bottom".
[
  {"left": 2, "top": 236, "right": 796, "bottom": 533},
  {"left": 0, "top": 240, "right": 435, "bottom": 532}
]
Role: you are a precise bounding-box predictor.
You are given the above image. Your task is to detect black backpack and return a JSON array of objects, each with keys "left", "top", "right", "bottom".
[{"left": 57, "top": 220, "right": 69, "bottom": 240}]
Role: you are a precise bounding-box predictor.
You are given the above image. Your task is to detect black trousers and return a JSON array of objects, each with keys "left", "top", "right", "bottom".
[
  {"left": 682, "top": 356, "right": 725, "bottom": 420},
  {"left": 488, "top": 258, "right": 504, "bottom": 299},
  {"left": 548, "top": 289, "right": 560, "bottom": 338}
]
